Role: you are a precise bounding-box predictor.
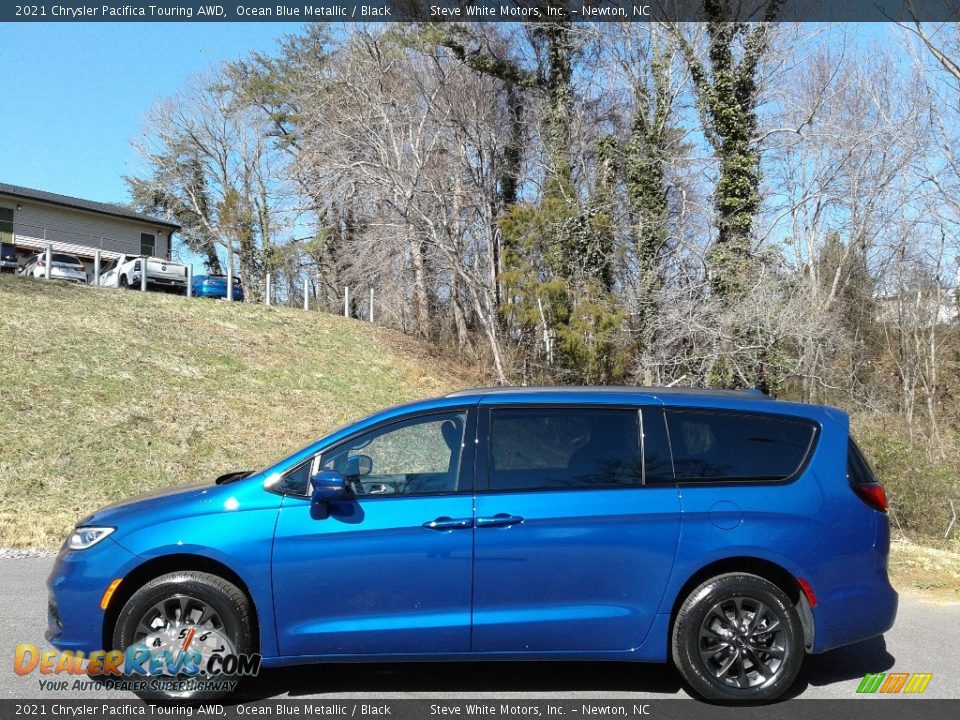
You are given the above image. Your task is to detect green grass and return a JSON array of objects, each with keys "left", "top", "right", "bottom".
[{"left": 0, "top": 275, "right": 476, "bottom": 548}]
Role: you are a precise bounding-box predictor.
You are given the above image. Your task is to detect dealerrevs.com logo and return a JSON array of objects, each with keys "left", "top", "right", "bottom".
[
  {"left": 14, "top": 629, "right": 260, "bottom": 693},
  {"left": 856, "top": 672, "right": 933, "bottom": 694}
]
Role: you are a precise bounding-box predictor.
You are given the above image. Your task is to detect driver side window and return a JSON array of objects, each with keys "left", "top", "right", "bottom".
[{"left": 320, "top": 412, "right": 467, "bottom": 497}]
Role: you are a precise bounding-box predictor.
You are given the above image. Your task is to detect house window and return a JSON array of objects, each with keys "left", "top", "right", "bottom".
[
  {"left": 0, "top": 208, "right": 13, "bottom": 245},
  {"left": 140, "top": 233, "right": 155, "bottom": 256}
]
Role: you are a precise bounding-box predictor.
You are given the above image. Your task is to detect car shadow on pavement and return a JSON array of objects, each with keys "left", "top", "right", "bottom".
[
  {"left": 229, "top": 660, "right": 688, "bottom": 701},
  {"left": 230, "top": 636, "right": 894, "bottom": 702},
  {"left": 784, "top": 635, "right": 895, "bottom": 699}
]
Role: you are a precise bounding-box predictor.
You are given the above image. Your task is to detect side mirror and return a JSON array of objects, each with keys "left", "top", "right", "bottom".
[
  {"left": 345, "top": 454, "right": 372, "bottom": 477},
  {"left": 310, "top": 470, "right": 348, "bottom": 519}
]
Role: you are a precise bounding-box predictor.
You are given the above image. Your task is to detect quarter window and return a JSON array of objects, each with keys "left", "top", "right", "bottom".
[
  {"left": 276, "top": 459, "right": 313, "bottom": 496},
  {"left": 665, "top": 410, "right": 816, "bottom": 482},
  {"left": 488, "top": 408, "right": 641, "bottom": 491},
  {"left": 847, "top": 438, "right": 877, "bottom": 485}
]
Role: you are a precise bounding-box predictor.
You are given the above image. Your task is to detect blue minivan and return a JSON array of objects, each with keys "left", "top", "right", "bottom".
[{"left": 47, "top": 387, "right": 897, "bottom": 702}]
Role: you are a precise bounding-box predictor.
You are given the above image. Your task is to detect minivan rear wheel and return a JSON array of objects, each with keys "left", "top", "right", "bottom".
[
  {"left": 672, "top": 573, "right": 804, "bottom": 702},
  {"left": 112, "top": 571, "right": 254, "bottom": 701}
]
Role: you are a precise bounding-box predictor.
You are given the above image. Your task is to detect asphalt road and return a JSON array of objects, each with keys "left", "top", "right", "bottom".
[{"left": 2, "top": 557, "right": 957, "bottom": 701}]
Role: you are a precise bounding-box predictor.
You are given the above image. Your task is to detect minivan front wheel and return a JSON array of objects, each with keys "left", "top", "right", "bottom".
[
  {"left": 672, "top": 573, "right": 804, "bottom": 702},
  {"left": 112, "top": 571, "right": 255, "bottom": 700}
]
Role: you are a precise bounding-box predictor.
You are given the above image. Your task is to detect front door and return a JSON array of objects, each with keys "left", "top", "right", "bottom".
[
  {"left": 272, "top": 409, "right": 476, "bottom": 657},
  {"left": 471, "top": 403, "right": 682, "bottom": 653}
]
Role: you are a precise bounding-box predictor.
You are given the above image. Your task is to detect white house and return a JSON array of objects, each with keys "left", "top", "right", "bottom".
[{"left": 0, "top": 182, "right": 180, "bottom": 266}]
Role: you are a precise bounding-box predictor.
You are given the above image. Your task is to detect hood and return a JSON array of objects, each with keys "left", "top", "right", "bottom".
[
  {"left": 78, "top": 481, "right": 211, "bottom": 527},
  {"left": 76, "top": 472, "right": 262, "bottom": 528},
  {"left": 69, "top": 471, "right": 284, "bottom": 556}
]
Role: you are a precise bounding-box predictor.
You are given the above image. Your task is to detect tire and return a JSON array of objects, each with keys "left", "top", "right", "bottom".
[
  {"left": 112, "top": 571, "right": 255, "bottom": 701},
  {"left": 119, "top": 275, "right": 130, "bottom": 289},
  {"left": 671, "top": 573, "right": 804, "bottom": 703}
]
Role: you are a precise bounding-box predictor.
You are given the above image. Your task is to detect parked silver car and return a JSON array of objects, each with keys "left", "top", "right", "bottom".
[{"left": 17, "top": 252, "right": 87, "bottom": 284}]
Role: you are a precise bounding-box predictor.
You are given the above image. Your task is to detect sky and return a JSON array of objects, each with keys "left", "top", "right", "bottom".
[
  {"left": 0, "top": 21, "right": 928, "bottom": 276},
  {"left": 0, "top": 22, "right": 892, "bottom": 213},
  {"left": 0, "top": 22, "right": 304, "bottom": 206}
]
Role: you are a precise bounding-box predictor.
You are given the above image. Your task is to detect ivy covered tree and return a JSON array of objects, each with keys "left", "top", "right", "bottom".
[
  {"left": 620, "top": 26, "right": 678, "bottom": 382},
  {"left": 670, "top": 1, "right": 784, "bottom": 390},
  {"left": 672, "top": 0, "right": 783, "bottom": 299}
]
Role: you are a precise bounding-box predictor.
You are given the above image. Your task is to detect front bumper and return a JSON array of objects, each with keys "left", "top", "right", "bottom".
[{"left": 46, "top": 537, "right": 140, "bottom": 653}]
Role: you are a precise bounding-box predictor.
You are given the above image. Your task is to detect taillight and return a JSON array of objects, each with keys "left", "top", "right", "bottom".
[
  {"left": 134, "top": 261, "right": 141, "bottom": 271},
  {"left": 852, "top": 482, "right": 888, "bottom": 512}
]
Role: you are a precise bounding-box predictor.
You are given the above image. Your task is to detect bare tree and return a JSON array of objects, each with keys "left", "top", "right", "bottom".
[
  {"left": 128, "top": 66, "right": 291, "bottom": 301},
  {"left": 294, "top": 28, "right": 511, "bottom": 379}
]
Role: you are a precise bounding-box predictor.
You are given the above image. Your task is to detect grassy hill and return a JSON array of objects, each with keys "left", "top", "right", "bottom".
[{"left": 0, "top": 275, "right": 476, "bottom": 548}]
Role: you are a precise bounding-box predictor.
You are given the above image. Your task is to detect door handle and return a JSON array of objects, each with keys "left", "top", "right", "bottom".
[
  {"left": 422, "top": 516, "right": 473, "bottom": 531},
  {"left": 476, "top": 513, "right": 525, "bottom": 528}
]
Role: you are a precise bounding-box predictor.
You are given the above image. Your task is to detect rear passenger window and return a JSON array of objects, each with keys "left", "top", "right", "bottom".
[
  {"left": 665, "top": 410, "right": 816, "bottom": 482},
  {"left": 489, "top": 409, "right": 641, "bottom": 491}
]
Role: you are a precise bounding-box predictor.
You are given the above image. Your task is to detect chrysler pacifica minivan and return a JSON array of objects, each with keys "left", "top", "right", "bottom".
[{"left": 47, "top": 387, "right": 897, "bottom": 701}]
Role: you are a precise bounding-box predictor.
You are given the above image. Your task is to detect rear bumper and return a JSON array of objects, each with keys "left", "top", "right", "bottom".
[
  {"left": 143, "top": 277, "right": 186, "bottom": 288},
  {"left": 128, "top": 272, "right": 186, "bottom": 288},
  {"left": 812, "top": 582, "right": 897, "bottom": 653},
  {"left": 49, "top": 271, "right": 86, "bottom": 283},
  {"left": 810, "top": 543, "right": 899, "bottom": 654},
  {"left": 194, "top": 286, "right": 243, "bottom": 300}
]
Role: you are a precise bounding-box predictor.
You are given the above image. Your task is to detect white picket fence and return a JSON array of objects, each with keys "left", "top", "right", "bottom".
[{"left": 14, "top": 241, "right": 376, "bottom": 322}]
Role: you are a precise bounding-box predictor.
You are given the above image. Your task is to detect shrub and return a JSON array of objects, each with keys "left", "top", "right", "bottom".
[{"left": 852, "top": 417, "right": 960, "bottom": 543}]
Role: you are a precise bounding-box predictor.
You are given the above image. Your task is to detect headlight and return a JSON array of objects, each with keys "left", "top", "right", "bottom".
[{"left": 67, "top": 527, "right": 115, "bottom": 550}]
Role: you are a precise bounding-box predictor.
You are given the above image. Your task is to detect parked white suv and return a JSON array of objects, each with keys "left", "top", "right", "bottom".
[
  {"left": 17, "top": 252, "right": 87, "bottom": 283},
  {"left": 97, "top": 254, "right": 188, "bottom": 292}
]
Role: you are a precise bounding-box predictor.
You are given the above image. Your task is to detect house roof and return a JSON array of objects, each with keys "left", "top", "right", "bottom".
[{"left": 0, "top": 183, "right": 181, "bottom": 230}]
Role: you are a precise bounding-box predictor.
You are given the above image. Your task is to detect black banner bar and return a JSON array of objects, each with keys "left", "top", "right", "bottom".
[
  {"left": 3, "top": 1, "right": 960, "bottom": 24},
  {"left": 2, "top": 700, "right": 960, "bottom": 720}
]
